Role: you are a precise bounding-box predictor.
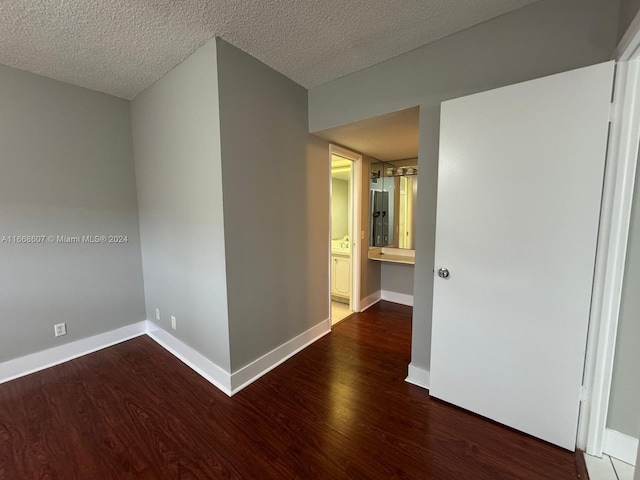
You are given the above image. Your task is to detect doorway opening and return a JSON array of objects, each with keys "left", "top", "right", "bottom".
[
  {"left": 329, "top": 146, "right": 362, "bottom": 326},
  {"left": 317, "top": 107, "right": 419, "bottom": 316}
]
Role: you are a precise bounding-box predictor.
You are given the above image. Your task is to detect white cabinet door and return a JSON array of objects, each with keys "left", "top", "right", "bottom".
[
  {"left": 332, "top": 255, "right": 351, "bottom": 297},
  {"left": 430, "top": 62, "right": 615, "bottom": 450}
]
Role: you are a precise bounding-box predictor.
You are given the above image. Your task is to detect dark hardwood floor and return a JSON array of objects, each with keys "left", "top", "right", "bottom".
[{"left": 0, "top": 301, "right": 585, "bottom": 479}]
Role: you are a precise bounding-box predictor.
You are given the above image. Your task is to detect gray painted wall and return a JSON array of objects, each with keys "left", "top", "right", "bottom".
[
  {"left": 309, "top": 0, "right": 620, "bottom": 371},
  {"left": 381, "top": 263, "right": 414, "bottom": 296},
  {"left": 215, "top": 38, "right": 330, "bottom": 372},
  {"left": 619, "top": 0, "right": 640, "bottom": 40},
  {"left": 131, "top": 39, "right": 231, "bottom": 371},
  {"left": 608, "top": 164, "right": 640, "bottom": 438},
  {"left": 0, "top": 64, "right": 145, "bottom": 362}
]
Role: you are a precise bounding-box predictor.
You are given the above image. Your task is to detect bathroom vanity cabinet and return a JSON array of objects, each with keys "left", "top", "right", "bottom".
[{"left": 331, "top": 254, "right": 351, "bottom": 300}]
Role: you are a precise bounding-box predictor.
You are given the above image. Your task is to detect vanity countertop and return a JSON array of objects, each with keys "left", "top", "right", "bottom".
[
  {"left": 368, "top": 247, "right": 415, "bottom": 265},
  {"left": 331, "top": 239, "right": 350, "bottom": 256}
]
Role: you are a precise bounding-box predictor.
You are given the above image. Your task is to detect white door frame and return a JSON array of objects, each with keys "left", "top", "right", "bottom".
[
  {"left": 577, "top": 14, "right": 640, "bottom": 455},
  {"left": 330, "top": 144, "right": 363, "bottom": 314}
]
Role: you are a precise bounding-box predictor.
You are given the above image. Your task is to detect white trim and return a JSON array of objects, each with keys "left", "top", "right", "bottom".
[
  {"left": 0, "top": 318, "right": 332, "bottom": 398},
  {"left": 615, "top": 11, "right": 640, "bottom": 61},
  {"left": 327, "top": 148, "right": 333, "bottom": 325},
  {"left": 0, "top": 321, "right": 147, "bottom": 384},
  {"left": 603, "top": 429, "right": 639, "bottom": 466},
  {"left": 359, "top": 290, "right": 381, "bottom": 311},
  {"left": 381, "top": 290, "right": 414, "bottom": 307},
  {"left": 578, "top": 58, "right": 640, "bottom": 454},
  {"left": 405, "top": 363, "right": 430, "bottom": 390},
  {"left": 351, "top": 154, "right": 363, "bottom": 313},
  {"left": 229, "top": 318, "right": 331, "bottom": 395},
  {"left": 145, "top": 320, "right": 232, "bottom": 395},
  {"left": 580, "top": 16, "right": 640, "bottom": 464}
]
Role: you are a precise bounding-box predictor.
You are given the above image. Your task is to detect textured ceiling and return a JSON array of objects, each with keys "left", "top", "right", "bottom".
[
  {"left": 0, "top": 0, "right": 538, "bottom": 99},
  {"left": 319, "top": 108, "right": 420, "bottom": 162}
]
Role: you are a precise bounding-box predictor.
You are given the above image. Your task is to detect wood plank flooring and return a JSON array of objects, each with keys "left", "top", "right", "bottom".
[{"left": 0, "top": 301, "right": 585, "bottom": 479}]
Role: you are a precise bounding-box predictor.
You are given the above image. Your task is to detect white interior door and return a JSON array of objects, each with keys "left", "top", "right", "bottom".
[{"left": 430, "top": 62, "right": 615, "bottom": 450}]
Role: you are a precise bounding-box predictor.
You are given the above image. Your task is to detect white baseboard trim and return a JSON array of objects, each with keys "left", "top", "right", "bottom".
[
  {"left": 381, "top": 290, "right": 414, "bottom": 307},
  {"left": 0, "top": 318, "right": 333, "bottom": 398},
  {"left": 230, "top": 318, "right": 331, "bottom": 395},
  {"left": 359, "top": 291, "right": 381, "bottom": 311},
  {"left": 405, "top": 363, "right": 430, "bottom": 390},
  {"left": 145, "top": 320, "right": 232, "bottom": 396},
  {"left": 603, "top": 428, "right": 638, "bottom": 466},
  {"left": 0, "top": 321, "right": 147, "bottom": 385}
]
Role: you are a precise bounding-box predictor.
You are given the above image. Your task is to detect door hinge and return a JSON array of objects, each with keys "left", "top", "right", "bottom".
[
  {"left": 609, "top": 102, "right": 617, "bottom": 123},
  {"left": 580, "top": 385, "right": 589, "bottom": 403}
]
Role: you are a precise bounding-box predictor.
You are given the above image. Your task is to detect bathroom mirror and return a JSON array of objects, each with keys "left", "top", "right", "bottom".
[{"left": 370, "top": 159, "right": 417, "bottom": 249}]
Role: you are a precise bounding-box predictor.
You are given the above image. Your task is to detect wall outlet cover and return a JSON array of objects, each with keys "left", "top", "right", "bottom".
[
  {"left": 54, "top": 322, "right": 67, "bottom": 337},
  {"left": 171, "top": 315, "right": 176, "bottom": 330}
]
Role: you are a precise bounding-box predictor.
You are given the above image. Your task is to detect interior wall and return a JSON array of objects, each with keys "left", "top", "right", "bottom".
[
  {"left": 131, "top": 39, "right": 231, "bottom": 371},
  {"left": 331, "top": 178, "right": 349, "bottom": 239},
  {"left": 308, "top": 0, "right": 620, "bottom": 372},
  {"left": 381, "top": 264, "right": 414, "bottom": 296},
  {"left": 309, "top": 0, "right": 618, "bottom": 132},
  {"left": 618, "top": 0, "right": 640, "bottom": 40},
  {"left": 607, "top": 162, "right": 640, "bottom": 439},
  {"left": 0, "top": 64, "right": 145, "bottom": 363},
  {"left": 215, "top": 38, "right": 330, "bottom": 372}
]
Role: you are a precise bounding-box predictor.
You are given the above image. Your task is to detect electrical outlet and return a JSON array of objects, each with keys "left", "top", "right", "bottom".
[
  {"left": 54, "top": 322, "right": 67, "bottom": 337},
  {"left": 155, "top": 308, "right": 160, "bottom": 321},
  {"left": 171, "top": 315, "right": 177, "bottom": 330}
]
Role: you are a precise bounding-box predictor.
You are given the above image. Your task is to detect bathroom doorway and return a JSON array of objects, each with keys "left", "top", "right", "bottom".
[{"left": 330, "top": 145, "right": 361, "bottom": 326}]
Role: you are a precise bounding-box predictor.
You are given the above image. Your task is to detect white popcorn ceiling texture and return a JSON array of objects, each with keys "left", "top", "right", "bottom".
[{"left": 0, "top": 0, "right": 538, "bottom": 99}]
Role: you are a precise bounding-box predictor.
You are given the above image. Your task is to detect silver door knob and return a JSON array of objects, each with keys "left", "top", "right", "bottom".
[{"left": 438, "top": 268, "right": 450, "bottom": 279}]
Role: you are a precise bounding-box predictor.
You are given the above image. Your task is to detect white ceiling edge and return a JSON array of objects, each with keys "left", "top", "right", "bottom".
[{"left": 0, "top": 0, "right": 539, "bottom": 99}]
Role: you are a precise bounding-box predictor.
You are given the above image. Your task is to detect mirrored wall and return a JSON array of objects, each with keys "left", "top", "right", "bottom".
[{"left": 370, "top": 159, "right": 418, "bottom": 250}]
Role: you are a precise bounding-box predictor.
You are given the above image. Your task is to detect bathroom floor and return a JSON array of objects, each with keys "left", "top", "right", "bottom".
[
  {"left": 585, "top": 454, "right": 635, "bottom": 480},
  {"left": 331, "top": 301, "right": 352, "bottom": 326}
]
